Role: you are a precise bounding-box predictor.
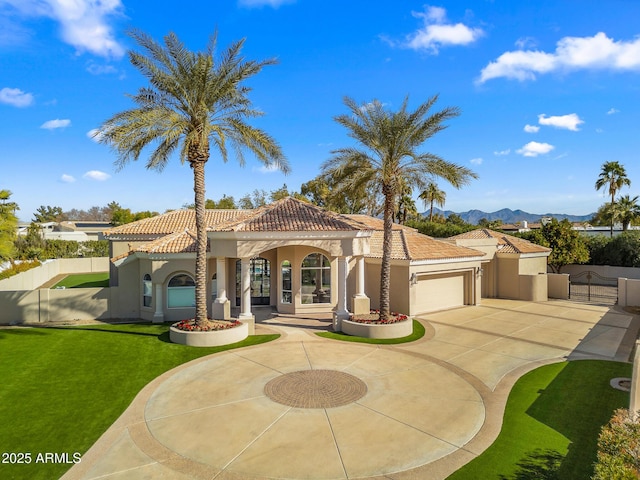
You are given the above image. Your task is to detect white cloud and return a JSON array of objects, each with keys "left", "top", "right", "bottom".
[
  {"left": 86, "top": 128, "right": 103, "bottom": 142},
  {"left": 405, "top": 5, "right": 484, "bottom": 53},
  {"left": 607, "top": 108, "right": 620, "bottom": 115},
  {"left": 0, "top": 87, "right": 34, "bottom": 107},
  {"left": 479, "top": 32, "right": 640, "bottom": 83},
  {"left": 517, "top": 141, "right": 555, "bottom": 157},
  {"left": 515, "top": 36, "right": 537, "bottom": 50},
  {"left": 40, "top": 118, "right": 70, "bottom": 129},
  {"left": 524, "top": 124, "right": 540, "bottom": 133},
  {"left": 1, "top": 0, "right": 125, "bottom": 58},
  {"left": 538, "top": 113, "right": 584, "bottom": 131},
  {"left": 494, "top": 149, "right": 510, "bottom": 156},
  {"left": 470, "top": 157, "right": 483, "bottom": 165},
  {"left": 60, "top": 174, "right": 75, "bottom": 183},
  {"left": 83, "top": 170, "right": 110, "bottom": 181},
  {"left": 238, "top": 0, "right": 294, "bottom": 7},
  {"left": 253, "top": 164, "right": 280, "bottom": 174},
  {"left": 86, "top": 62, "right": 117, "bottom": 75}
]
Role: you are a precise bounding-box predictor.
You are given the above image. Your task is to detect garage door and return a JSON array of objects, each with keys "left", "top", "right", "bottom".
[{"left": 414, "top": 273, "right": 465, "bottom": 313}]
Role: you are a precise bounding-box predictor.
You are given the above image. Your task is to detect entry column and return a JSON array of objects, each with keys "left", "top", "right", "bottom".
[
  {"left": 351, "top": 255, "right": 370, "bottom": 315},
  {"left": 239, "top": 257, "right": 255, "bottom": 334},
  {"left": 213, "top": 257, "right": 230, "bottom": 320},
  {"left": 333, "top": 255, "right": 351, "bottom": 331},
  {"left": 153, "top": 283, "right": 164, "bottom": 323}
]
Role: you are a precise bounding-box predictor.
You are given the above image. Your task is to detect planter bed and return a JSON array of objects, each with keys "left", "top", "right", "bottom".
[
  {"left": 341, "top": 318, "right": 412, "bottom": 339},
  {"left": 170, "top": 321, "right": 249, "bottom": 347}
]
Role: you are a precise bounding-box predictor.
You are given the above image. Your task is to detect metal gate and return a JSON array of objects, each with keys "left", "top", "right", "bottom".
[{"left": 569, "top": 271, "right": 618, "bottom": 304}]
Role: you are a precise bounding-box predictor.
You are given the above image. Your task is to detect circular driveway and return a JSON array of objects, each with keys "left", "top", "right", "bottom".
[{"left": 144, "top": 339, "right": 485, "bottom": 479}]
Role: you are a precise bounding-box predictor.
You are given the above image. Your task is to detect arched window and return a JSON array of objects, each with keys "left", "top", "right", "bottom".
[
  {"left": 167, "top": 273, "right": 195, "bottom": 308},
  {"left": 281, "top": 260, "right": 292, "bottom": 304},
  {"left": 142, "top": 274, "right": 152, "bottom": 307},
  {"left": 301, "top": 253, "right": 331, "bottom": 304}
]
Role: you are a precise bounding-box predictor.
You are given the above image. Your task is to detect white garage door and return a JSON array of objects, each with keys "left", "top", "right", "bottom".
[{"left": 414, "top": 273, "right": 465, "bottom": 313}]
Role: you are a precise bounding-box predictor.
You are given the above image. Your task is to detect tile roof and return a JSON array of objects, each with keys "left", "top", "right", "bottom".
[
  {"left": 104, "top": 209, "right": 247, "bottom": 237},
  {"left": 450, "top": 229, "right": 551, "bottom": 254},
  {"left": 210, "top": 197, "right": 369, "bottom": 232},
  {"left": 135, "top": 229, "right": 204, "bottom": 254},
  {"left": 368, "top": 229, "right": 485, "bottom": 261}
]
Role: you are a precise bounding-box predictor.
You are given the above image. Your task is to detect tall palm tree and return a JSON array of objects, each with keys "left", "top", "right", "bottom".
[
  {"left": 323, "top": 96, "right": 477, "bottom": 321},
  {"left": 615, "top": 194, "right": 640, "bottom": 231},
  {"left": 595, "top": 161, "right": 631, "bottom": 236},
  {"left": 97, "top": 31, "right": 288, "bottom": 327},
  {"left": 419, "top": 182, "right": 446, "bottom": 222}
]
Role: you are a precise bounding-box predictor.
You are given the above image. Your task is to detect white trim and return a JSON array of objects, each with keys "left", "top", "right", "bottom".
[{"left": 408, "top": 256, "right": 486, "bottom": 266}]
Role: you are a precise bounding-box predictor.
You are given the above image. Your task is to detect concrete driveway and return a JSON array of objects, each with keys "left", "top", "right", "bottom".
[{"left": 62, "top": 299, "right": 638, "bottom": 480}]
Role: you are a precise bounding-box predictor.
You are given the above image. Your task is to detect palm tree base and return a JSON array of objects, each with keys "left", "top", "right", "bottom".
[{"left": 341, "top": 314, "right": 412, "bottom": 339}]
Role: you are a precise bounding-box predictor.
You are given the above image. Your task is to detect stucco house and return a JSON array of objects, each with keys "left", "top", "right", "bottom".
[{"left": 104, "top": 197, "right": 550, "bottom": 326}]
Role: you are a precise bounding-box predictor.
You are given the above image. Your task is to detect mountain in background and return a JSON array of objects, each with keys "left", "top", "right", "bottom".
[{"left": 427, "top": 208, "right": 594, "bottom": 225}]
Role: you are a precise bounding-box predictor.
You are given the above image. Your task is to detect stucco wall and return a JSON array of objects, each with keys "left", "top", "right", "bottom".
[
  {"left": 0, "top": 287, "right": 116, "bottom": 325},
  {"left": 497, "top": 256, "right": 520, "bottom": 299},
  {"left": 619, "top": 278, "right": 640, "bottom": 307},
  {"left": 518, "top": 274, "right": 548, "bottom": 302},
  {"left": 548, "top": 273, "right": 570, "bottom": 299},
  {"left": 365, "top": 261, "right": 409, "bottom": 314},
  {"left": 560, "top": 264, "right": 640, "bottom": 280},
  {"left": 0, "top": 257, "right": 109, "bottom": 291}
]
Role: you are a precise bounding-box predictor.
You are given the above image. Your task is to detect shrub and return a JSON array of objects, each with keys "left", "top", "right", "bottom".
[
  {"left": 0, "top": 260, "right": 41, "bottom": 280},
  {"left": 592, "top": 408, "right": 640, "bottom": 479}
]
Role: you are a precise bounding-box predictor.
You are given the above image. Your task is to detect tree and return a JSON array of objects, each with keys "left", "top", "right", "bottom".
[
  {"left": 269, "top": 183, "right": 290, "bottom": 202},
  {"left": 0, "top": 190, "right": 18, "bottom": 262},
  {"left": 615, "top": 195, "right": 640, "bottom": 231},
  {"left": 419, "top": 182, "right": 446, "bottom": 222},
  {"left": 595, "top": 161, "right": 631, "bottom": 237},
  {"left": 524, "top": 218, "right": 589, "bottom": 273},
  {"left": 300, "top": 174, "right": 383, "bottom": 215},
  {"left": 97, "top": 30, "right": 288, "bottom": 327},
  {"left": 478, "top": 218, "right": 503, "bottom": 229},
  {"left": 593, "top": 408, "right": 640, "bottom": 480},
  {"left": 33, "top": 205, "right": 66, "bottom": 223},
  {"left": 323, "top": 95, "right": 476, "bottom": 320},
  {"left": 238, "top": 189, "right": 268, "bottom": 209}
]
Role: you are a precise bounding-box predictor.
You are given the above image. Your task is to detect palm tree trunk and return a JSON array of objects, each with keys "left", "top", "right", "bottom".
[
  {"left": 610, "top": 192, "right": 615, "bottom": 238},
  {"left": 192, "top": 159, "right": 209, "bottom": 326},
  {"left": 379, "top": 184, "right": 394, "bottom": 321},
  {"left": 429, "top": 200, "right": 434, "bottom": 222}
]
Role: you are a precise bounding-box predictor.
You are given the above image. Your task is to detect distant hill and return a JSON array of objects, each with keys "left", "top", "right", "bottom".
[{"left": 426, "top": 208, "right": 594, "bottom": 225}]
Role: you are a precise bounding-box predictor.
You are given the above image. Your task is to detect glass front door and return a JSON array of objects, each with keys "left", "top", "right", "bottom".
[{"left": 236, "top": 258, "right": 271, "bottom": 306}]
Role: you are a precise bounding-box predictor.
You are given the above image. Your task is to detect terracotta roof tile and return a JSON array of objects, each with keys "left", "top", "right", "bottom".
[
  {"left": 210, "top": 197, "right": 369, "bottom": 232},
  {"left": 368, "top": 229, "right": 485, "bottom": 261},
  {"left": 135, "top": 229, "right": 206, "bottom": 254},
  {"left": 104, "top": 209, "right": 247, "bottom": 237},
  {"left": 450, "top": 228, "right": 551, "bottom": 254}
]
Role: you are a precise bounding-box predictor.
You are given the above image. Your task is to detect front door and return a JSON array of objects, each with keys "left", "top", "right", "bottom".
[{"left": 236, "top": 258, "right": 271, "bottom": 306}]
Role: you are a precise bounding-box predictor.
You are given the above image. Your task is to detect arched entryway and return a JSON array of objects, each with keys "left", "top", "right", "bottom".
[{"left": 236, "top": 257, "right": 271, "bottom": 306}]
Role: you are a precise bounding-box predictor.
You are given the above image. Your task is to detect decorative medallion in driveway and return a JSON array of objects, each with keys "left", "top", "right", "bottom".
[{"left": 62, "top": 299, "right": 638, "bottom": 480}]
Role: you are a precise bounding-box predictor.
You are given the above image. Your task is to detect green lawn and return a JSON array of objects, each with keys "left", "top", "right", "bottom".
[
  {"left": 0, "top": 324, "right": 279, "bottom": 480},
  {"left": 316, "top": 319, "right": 426, "bottom": 344},
  {"left": 52, "top": 272, "right": 110, "bottom": 288},
  {"left": 447, "top": 360, "right": 632, "bottom": 480}
]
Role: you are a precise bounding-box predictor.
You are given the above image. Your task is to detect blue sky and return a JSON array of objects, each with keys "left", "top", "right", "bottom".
[{"left": 2, "top": 0, "right": 640, "bottom": 222}]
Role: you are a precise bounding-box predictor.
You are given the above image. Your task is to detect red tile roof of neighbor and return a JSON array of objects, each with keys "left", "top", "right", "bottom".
[{"left": 450, "top": 229, "right": 551, "bottom": 254}]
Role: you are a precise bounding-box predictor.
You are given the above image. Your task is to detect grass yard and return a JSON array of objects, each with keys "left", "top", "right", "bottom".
[
  {"left": 0, "top": 324, "right": 279, "bottom": 480},
  {"left": 447, "top": 360, "right": 632, "bottom": 480},
  {"left": 51, "top": 272, "right": 109, "bottom": 288},
  {"left": 316, "top": 319, "right": 425, "bottom": 344}
]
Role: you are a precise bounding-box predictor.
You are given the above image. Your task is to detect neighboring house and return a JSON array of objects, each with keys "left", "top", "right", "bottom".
[
  {"left": 103, "top": 197, "right": 549, "bottom": 323},
  {"left": 17, "top": 221, "right": 111, "bottom": 241}
]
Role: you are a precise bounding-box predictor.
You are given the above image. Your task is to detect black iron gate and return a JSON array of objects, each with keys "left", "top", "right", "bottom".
[{"left": 569, "top": 271, "right": 618, "bottom": 304}]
